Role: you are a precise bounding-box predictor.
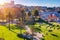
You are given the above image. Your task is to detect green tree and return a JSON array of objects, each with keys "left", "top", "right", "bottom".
[
  {"left": 28, "top": 11, "right": 31, "bottom": 16},
  {"left": 34, "top": 10, "right": 39, "bottom": 16}
]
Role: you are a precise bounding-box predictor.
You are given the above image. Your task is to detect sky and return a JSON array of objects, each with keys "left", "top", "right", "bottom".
[{"left": 0, "top": 0, "right": 60, "bottom": 7}]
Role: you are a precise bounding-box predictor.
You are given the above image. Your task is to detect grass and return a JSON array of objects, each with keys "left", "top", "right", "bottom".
[
  {"left": 0, "top": 22, "right": 60, "bottom": 40},
  {"left": 0, "top": 25, "right": 25, "bottom": 40},
  {"left": 41, "top": 26, "right": 60, "bottom": 40},
  {"left": 33, "top": 23, "right": 60, "bottom": 40}
]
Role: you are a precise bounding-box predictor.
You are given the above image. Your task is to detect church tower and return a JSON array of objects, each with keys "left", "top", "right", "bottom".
[{"left": 11, "top": 0, "right": 14, "bottom": 5}]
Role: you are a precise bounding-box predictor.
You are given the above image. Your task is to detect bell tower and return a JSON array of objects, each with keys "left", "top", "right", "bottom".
[{"left": 11, "top": 0, "right": 14, "bottom": 5}]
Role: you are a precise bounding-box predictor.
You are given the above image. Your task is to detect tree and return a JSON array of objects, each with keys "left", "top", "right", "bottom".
[
  {"left": 20, "top": 9, "right": 26, "bottom": 26},
  {"left": 16, "top": 9, "right": 26, "bottom": 34},
  {"left": 6, "top": 12, "right": 13, "bottom": 30},
  {"left": 28, "top": 11, "right": 31, "bottom": 16},
  {"left": 31, "top": 9, "right": 39, "bottom": 23},
  {"left": 34, "top": 10, "right": 39, "bottom": 16},
  {"left": 0, "top": 10, "right": 6, "bottom": 23}
]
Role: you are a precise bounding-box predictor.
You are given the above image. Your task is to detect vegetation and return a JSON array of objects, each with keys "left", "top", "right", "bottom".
[
  {"left": 29, "top": 22, "right": 60, "bottom": 40},
  {"left": 0, "top": 6, "right": 60, "bottom": 40},
  {"left": 0, "top": 25, "right": 26, "bottom": 40},
  {"left": 0, "top": 22, "right": 60, "bottom": 40}
]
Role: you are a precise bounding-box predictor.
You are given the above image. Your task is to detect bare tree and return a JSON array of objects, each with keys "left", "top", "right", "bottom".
[{"left": 6, "top": 12, "right": 13, "bottom": 30}]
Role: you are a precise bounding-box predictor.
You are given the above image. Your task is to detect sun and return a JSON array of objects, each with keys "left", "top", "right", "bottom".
[{"left": 0, "top": 0, "right": 8, "bottom": 5}]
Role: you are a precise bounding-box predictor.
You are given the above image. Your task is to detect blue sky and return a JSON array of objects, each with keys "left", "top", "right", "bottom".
[
  {"left": 15, "top": 0, "right": 60, "bottom": 7},
  {"left": 0, "top": 0, "right": 60, "bottom": 7}
]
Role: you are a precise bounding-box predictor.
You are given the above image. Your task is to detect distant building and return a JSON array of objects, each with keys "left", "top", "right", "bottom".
[
  {"left": 47, "top": 14, "right": 57, "bottom": 22},
  {"left": 0, "top": 0, "right": 15, "bottom": 8},
  {"left": 11, "top": 0, "right": 14, "bottom": 5}
]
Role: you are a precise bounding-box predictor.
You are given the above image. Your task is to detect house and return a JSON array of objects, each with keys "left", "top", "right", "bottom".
[{"left": 47, "top": 14, "right": 57, "bottom": 22}]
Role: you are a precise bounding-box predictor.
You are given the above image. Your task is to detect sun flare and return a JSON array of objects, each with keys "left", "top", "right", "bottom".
[{"left": 0, "top": 0, "right": 9, "bottom": 5}]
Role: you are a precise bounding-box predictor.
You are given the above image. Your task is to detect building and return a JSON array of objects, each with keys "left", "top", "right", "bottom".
[{"left": 47, "top": 14, "right": 57, "bottom": 22}]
